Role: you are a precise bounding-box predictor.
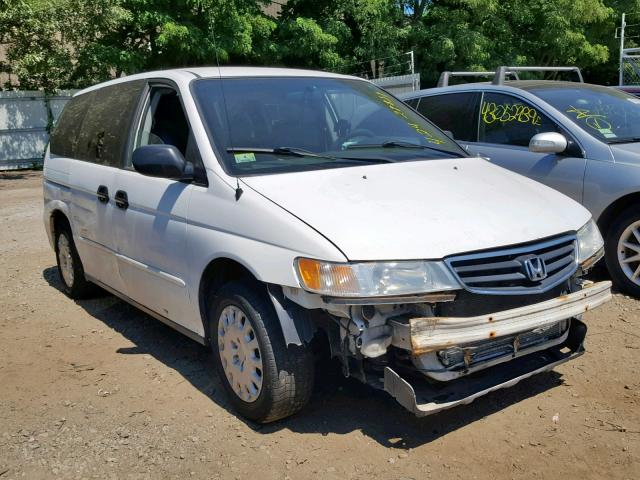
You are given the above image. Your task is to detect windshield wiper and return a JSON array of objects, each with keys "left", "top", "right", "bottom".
[
  {"left": 226, "top": 147, "right": 394, "bottom": 163},
  {"left": 345, "top": 141, "right": 466, "bottom": 158},
  {"left": 607, "top": 137, "right": 640, "bottom": 144}
]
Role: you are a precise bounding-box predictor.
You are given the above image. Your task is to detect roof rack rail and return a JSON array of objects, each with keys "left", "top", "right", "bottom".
[
  {"left": 437, "top": 70, "right": 519, "bottom": 88},
  {"left": 492, "top": 66, "right": 583, "bottom": 85}
]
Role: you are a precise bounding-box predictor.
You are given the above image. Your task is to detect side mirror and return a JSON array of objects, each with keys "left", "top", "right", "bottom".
[
  {"left": 528, "top": 132, "right": 568, "bottom": 154},
  {"left": 443, "top": 130, "right": 454, "bottom": 140},
  {"left": 132, "top": 144, "right": 193, "bottom": 181}
]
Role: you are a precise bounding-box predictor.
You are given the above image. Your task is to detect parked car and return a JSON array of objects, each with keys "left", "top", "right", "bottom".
[
  {"left": 44, "top": 67, "right": 611, "bottom": 422},
  {"left": 401, "top": 66, "right": 640, "bottom": 297},
  {"left": 616, "top": 85, "right": 640, "bottom": 97}
]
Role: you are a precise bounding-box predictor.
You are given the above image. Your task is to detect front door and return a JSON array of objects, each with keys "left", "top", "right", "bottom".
[
  {"left": 112, "top": 84, "right": 204, "bottom": 328},
  {"left": 469, "top": 92, "right": 586, "bottom": 204}
]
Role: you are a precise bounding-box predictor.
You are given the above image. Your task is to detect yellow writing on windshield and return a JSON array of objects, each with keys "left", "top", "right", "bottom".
[
  {"left": 565, "top": 105, "right": 612, "bottom": 131},
  {"left": 481, "top": 102, "right": 542, "bottom": 126},
  {"left": 374, "top": 91, "right": 445, "bottom": 145}
]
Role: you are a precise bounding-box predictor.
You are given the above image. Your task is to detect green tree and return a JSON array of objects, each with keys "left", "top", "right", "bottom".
[
  {"left": 276, "top": 1, "right": 407, "bottom": 72},
  {"left": 0, "top": 0, "right": 131, "bottom": 90},
  {"left": 409, "top": 0, "right": 613, "bottom": 85}
]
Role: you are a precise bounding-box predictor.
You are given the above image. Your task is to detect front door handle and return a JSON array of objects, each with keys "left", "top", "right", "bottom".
[
  {"left": 114, "top": 190, "right": 129, "bottom": 210},
  {"left": 97, "top": 185, "right": 109, "bottom": 203}
]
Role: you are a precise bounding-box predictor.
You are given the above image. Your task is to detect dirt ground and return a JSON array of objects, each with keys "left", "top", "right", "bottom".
[{"left": 0, "top": 171, "right": 638, "bottom": 480}]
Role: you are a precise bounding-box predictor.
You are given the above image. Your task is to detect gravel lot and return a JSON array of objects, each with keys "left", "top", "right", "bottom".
[{"left": 1, "top": 171, "right": 639, "bottom": 480}]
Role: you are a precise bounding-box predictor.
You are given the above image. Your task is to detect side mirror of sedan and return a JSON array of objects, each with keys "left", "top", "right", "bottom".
[
  {"left": 528, "top": 132, "right": 568, "bottom": 154},
  {"left": 132, "top": 144, "right": 194, "bottom": 181}
]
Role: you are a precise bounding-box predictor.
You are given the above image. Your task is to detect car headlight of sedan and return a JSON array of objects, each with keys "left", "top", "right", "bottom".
[
  {"left": 576, "top": 219, "right": 604, "bottom": 269},
  {"left": 295, "top": 258, "right": 461, "bottom": 297}
]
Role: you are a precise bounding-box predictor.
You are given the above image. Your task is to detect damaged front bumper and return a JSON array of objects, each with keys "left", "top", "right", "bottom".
[
  {"left": 390, "top": 280, "right": 611, "bottom": 354},
  {"left": 384, "top": 280, "right": 612, "bottom": 416}
]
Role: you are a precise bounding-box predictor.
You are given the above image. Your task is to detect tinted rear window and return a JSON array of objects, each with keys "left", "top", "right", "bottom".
[
  {"left": 50, "top": 92, "right": 94, "bottom": 158},
  {"left": 75, "top": 80, "right": 145, "bottom": 167},
  {"left": 416, "top": 93, "right": 481, "bottom": 142}
]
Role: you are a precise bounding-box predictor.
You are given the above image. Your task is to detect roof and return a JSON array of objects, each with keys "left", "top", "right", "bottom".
[
  {"left": 400, "top": 80, "right": 610, "bottom": 99},
  {"left": 75, "top": 66, "right": 362, "bottom": 96}
]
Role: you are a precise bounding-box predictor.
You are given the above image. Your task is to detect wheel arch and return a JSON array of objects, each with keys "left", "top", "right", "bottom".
[
  {"left": 49, "top": 209, "right": 71, "bottom": 247},
  {"left": 597, "top": 192, "right": 640, "bottom": 239},
  {"left": 198, "top": 256, "right": 309, "bottom": 347}
]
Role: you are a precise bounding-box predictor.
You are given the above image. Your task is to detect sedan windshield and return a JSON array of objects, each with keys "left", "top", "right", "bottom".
[
  {"left": 192, "top": 77, "right": 466, "bottom": 175},
  {"left": 528, "top": 84, "right": 640, "bottom": 144}
]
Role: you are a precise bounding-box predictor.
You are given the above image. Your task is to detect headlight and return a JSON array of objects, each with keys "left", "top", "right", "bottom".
[
  {"left": 577, "top": 219, "right": 604, "bottom": 268},
  {"left": 295, "top": 258, "right": 461, "bottom": 297}
]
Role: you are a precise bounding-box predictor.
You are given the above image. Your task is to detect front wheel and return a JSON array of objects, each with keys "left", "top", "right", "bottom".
[
  {"left": 209, "top": 282, "right": 314, "bottom": 423},
  {"left": 605, "top": 207, "right": 640, "bottom": 297}
]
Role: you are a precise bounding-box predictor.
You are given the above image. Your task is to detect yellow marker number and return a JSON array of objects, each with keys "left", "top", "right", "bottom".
[
  {"left": 481, "top": 102, "right": 542, "bottom": 126},
  {"left": 374, "top": 91, "right": 445, "bottom": 145}
]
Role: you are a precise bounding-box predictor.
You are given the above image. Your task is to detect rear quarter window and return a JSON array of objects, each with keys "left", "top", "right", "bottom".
[{"left": 49, "top": 92, "right": 94, "bottom": 158}]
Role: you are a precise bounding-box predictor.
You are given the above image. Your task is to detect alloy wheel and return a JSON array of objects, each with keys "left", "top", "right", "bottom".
[{"left": 617, "top": 220, "right": 640, "bottom": 287}]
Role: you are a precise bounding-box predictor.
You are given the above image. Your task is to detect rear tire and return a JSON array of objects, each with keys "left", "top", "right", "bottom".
[
  {"left": 55, "top": 225, "right": 96, "bottom": 299},
  {"left": 208, "top": 281, "right": 314, "bottom": 423},
  {"left": 605, "top": 207, "right": 640, "bottom": 297}
]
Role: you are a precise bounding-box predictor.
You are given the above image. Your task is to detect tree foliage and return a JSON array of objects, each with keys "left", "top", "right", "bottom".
[{"left": 0, "top": 0, "right": 632, "bottom": 90}]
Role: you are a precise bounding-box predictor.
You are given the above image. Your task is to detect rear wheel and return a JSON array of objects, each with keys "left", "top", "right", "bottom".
[
  {"left": 55, "top": 226, "right": 95, "bottom": 299},
  {"left": 209, "top": 282, "right": 314, "bottom": 423},
  {"left": 605, "top": 207, "right": 640, "bottom": 297}
]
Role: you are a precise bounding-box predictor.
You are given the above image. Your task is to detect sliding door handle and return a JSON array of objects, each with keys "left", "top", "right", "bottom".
[
  {"left": 114, "top": 190, "right": 129, "bottom": 210},
  {"left": 96, "top": 185, "right": 109, "bottom": 203}
]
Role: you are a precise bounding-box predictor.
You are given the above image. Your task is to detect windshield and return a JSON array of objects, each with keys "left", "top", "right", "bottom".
[
  {"left": 529, "top": 84, "right": 640, "bottom": 143},
  {"left": 192, "top": 77, "right": 466, "bottom": 175}
]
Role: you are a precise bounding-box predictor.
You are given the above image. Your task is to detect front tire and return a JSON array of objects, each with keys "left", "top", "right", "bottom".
[
  {"left": 209, "top": 282, "right": 314, "bottom": 423},
  {"left": 55, "top": 226, "right": 95, "bottom": 299},
  {"left": 605, "top": 207, "right": 640, "bottom": 297}
]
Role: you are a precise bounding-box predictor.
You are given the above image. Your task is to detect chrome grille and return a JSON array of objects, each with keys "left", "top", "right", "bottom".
[
  {"left": 446, "top": 235, "right": 577, "bottom": 294},
  {"left": 437, "top": 320, "right": 569, "bottom": 370}
]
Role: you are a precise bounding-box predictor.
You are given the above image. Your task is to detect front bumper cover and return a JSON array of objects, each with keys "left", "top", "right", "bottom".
[
  {"left": 390, "top": 280, "right": 612, "bottom": 355},
  {"left": 384, "top": 318, "right": 587, "bottom": 416}
]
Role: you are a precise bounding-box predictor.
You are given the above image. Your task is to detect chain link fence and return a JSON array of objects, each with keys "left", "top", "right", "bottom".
[{"left": 622, "top": 53, "right": 640, "bottom": 85}]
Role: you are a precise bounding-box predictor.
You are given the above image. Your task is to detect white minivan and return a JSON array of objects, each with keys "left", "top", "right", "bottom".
[{"left": 44, "top": 67, "right": 611, "bottom": 422}]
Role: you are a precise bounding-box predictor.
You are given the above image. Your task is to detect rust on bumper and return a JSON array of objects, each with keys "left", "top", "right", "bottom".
[{"left": 390, "top": 280, "right": 612, "bottom": 355}]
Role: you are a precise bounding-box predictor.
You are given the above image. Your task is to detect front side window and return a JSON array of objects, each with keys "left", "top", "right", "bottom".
[
  {"left": 479, "top": 92, "right": 559, "bottom": 147},
  {"left": 132, "top": 85, "right": 205, "bottom": 181},
  {"left": 192, "top": 77, "right": 466, "bottom": 175},
  {"left": 529, "top": 84, "right": 640, "bottom": 143},
  {"left": 417, "top": 93, "right": 481, "bottom": 142}
]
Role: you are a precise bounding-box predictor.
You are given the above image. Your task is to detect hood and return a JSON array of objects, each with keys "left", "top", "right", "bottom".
[
  {"left": 241, "top": 157, "right": 591, "bottom": 261},
  {"left": 609, "top": 142, "right": 640, "bottom": 167}
]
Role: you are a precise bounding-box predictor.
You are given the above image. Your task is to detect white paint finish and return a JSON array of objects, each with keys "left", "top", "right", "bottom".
[
  {"left": 112, "top": 168, "right": 194, "bottom": 327},
  {"left": 184, "top": 171, "right": 349, "bottom": 291},
  {"left": 68, "top": 161, "right": 125, "bottom": 293},
  {"left": 43, "top": 68, "right": 600, "bottom": 348},
  {"left": 241, "top": 157, "right": 592, "bottom": 261},
  {"left": 74, "top": 67, "right": 359, "bottom": 97}
]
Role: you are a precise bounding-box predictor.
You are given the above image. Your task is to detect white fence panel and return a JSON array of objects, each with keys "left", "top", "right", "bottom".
[{"left": 0, "top": 90, "right": 75, "bottom": 170}]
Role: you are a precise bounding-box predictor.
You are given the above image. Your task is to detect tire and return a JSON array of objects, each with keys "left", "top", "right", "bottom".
[
  {"left": 605, "top": 206, "right": 640, "bottom": 297},
  {"left": 208, "top": 281, "right": 314, "bottom": 423},
  {"left": 54, "top": 225, "right": 96, "bottom": 299}
]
